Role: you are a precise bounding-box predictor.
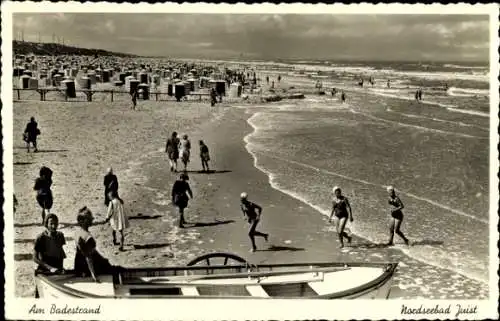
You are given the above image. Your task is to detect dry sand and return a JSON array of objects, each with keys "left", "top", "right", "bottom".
[
  {"left": 12, "top": 98, "right": 224, "bottom": 297},
  {"left": 12, "top": 78, "right": 486, "bottom": 300}
]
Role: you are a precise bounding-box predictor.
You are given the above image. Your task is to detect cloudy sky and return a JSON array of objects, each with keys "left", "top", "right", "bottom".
[{"left": 12, "top": 13, "right": 489, "bottom": 62}]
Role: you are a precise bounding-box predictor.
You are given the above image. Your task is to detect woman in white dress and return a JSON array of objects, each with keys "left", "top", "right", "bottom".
[
  {"left": 105, "top": 190, "right": 129, "bottom": 251},
  {"left": 179, "top": 134, "right": 191, "bottom": 171}
]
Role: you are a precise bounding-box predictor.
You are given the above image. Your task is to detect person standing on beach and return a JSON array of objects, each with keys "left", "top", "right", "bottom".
[
  {"left": 199, "top": 140, "right": 211, "bottom": 173},
  {"left": 131, "top": 89, "right": 138, "bottom": 110},
  {"left": 328, "top": 186, "right": 353, "bottom": 249},
  {"left": 105, "top": 190, "right": 129, "bottom": 251},
  {"left": 166, "top": 132, "right": 180, "bottom": 172},
  {"left": 103, "top": 167, "right": 119, "bottom": 207},
  {"left": 24, "top": 117, "right": 41, "bottom": 152},
  {"left": 240, "top": 193, "right": 269, "bottom": 252},
  {"left": 171, "top": 173, "right": 193, "bottom": 228},
  {"left": 210, "top": 88, "right": 217, "bottom": 107},
  {"left": 34, "top": 166, "right": 53, "bottom": 224},
  {"left": 341, "top": 91, "right": 346, "bottom": 103},
  {"left": 74, "top": 207, "right": 114, "bottom": 283},
  {"left": 386, "top": 186, "right": 410, "bottom": 246},
  {"left": 179, "top": 134, "right": 191, "bottom": 172}
]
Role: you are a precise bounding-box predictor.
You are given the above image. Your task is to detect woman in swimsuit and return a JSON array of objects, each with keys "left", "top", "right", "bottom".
[
  {"left": 328, "top": 186, "right": 353, "bottom": 248},
  {"left": 74, "top": 207, "right": 114, "bottom": 283},
  {"left": 386, "top": 186, "right": 410, "bottom": 246}
]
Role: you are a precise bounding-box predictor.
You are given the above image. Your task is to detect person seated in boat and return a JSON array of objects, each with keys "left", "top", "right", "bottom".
[
  {"left": 240, "top": 192, "right": 269, "bottom": 252},
  {"left": 74, "top": 206, "right": 114, "bottom": 282},
  {"left": 33, "top": 213, "right": 66, "bottom": 275}
]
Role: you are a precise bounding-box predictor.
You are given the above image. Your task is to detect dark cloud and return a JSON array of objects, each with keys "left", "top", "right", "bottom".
[{"left": 13, "top": 13, "right": 489, "bottom": 61}]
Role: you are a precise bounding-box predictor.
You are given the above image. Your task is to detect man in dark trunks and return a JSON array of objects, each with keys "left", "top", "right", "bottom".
[{"left": 240, "top": 192, "right": 269, "bottom": 252}]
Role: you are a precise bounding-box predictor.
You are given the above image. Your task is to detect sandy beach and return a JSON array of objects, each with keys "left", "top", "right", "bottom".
[{"left": 13, "top": 90, "right": 488, "bottom": 299}]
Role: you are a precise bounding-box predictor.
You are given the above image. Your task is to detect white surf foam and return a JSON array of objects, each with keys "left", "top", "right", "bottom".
[
  {"left": 350, "top": 109, "right": 488, "bottom": 139},
  {"left": 447, "top": 86, "right": 489, "bottom": 98},
  {"left": 243, "top": 116, "right": 488, "bottom": 284}
]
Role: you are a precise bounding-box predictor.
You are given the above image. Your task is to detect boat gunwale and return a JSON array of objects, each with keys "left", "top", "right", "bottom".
[{"left": 35, "top": 262, "right": 398, "bottom": 299}]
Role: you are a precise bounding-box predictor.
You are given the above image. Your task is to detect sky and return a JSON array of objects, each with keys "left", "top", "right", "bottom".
[{"left": 12, "top": 13, "right": 490, "bottom": 62}]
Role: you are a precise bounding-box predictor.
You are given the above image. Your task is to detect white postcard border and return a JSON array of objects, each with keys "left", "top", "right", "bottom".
[{"left": 2, "top": 2, "right": 499, "bottom": 320}]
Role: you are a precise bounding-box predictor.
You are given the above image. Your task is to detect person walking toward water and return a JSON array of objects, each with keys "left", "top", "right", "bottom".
[
  {"left": 171, "top": 173, "right": 193, "bottom": 228},
  {"left": 166, "top": 132, "right": 180, "bottom": 172},
  {"left": 210, "top": 88, "right": 217, "bottom": 107},
  {"left": 34, "top": 166, "right": 53, "bottom": 224},
  {"left": 131, "top": 89, "right": 138, "bottom": 110},
  {"left": 341, "top": 90, "right": 346, "bottom": 103},
  {"left": 240, "top": 193, "right": 269, "bottom": 252},
  {"left": 199, "top": 140, "right": 211, "bottom": 172},
  {"left": 105, "top": 190, "right": 129, "bottom": 251},
  {"left": 33, "top": 214, "right": 66, "bottom": 276},
  {"left": 328, "top": 186, "right": 353, "bottom": 248},
  {"left": 387, "top": 79, "right": 391, "bottom": 88},
  {"left": 179, "top": 134, "right": 191, "bottom": 171},
  {"left": 386, "top": 186, "right": 410, "bottom": 246},
  {"left": 103, "top": 167, "right": 119, "bottom": 207},
  {"left": 23, "top": 117, "right": 41, "bottom": 152},
  {"left": 74, "top": 207, "right": 114, "bottom": 283}
]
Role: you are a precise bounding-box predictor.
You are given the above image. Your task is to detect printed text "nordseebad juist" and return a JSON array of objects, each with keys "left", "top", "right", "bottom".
[{"left": 401, "top": 304, "right": 478, "bottom": 318}]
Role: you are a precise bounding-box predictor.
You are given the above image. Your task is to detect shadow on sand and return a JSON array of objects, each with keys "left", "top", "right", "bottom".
[
  {"left": 33, "top": 149, "right": 69, "bottom": 153},
  {"left": 181, "top": 170, "right": 232, "bottom": 174},
  {"left": 183, "top": 219, "right": 235, "bottom": 228},
  {"left": 132, "top": 243, "right": 171, "bottom": 250},
  {"left": 14, "top": 161, "right": 34, "bottom": 166},
  {"left": 15, "top": 237, "right": 74, "bottom": 244},
  {"left": 128, "top": 214, "right": 163, "bottom": 220},
  {"left": 349, "top": 239, "right": 444, "bottom": 249},
  {"left": 261, "top": 245, "right": 305, "bottom": 252},
  {"left": 14, "top": 253, "right": 33, "bottom": 261},
  {"left": 14, "top": 222, "right": 42, "bottom": 228}
]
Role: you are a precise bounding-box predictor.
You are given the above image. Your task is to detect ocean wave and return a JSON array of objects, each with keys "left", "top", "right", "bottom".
[
  {"left": 243, "top": 115, "right": 488, "bottom": 284},
  {"left": 443, "top": 64, "right": 488, "bottom": 70},
  {"left": 447, "top": 86, "right": 489, "bottom": 98}
]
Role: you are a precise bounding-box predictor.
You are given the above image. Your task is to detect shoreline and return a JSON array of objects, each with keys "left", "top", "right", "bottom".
[
  {"left": 243, "top": 111, "right": 489, "bottom": 286},
  {"left": 12, "top": 98, "right": 488, "bottom": 299}
]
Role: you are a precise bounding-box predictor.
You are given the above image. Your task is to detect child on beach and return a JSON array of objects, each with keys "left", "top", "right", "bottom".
[
  {"left": 240, "top": 192, "right": 269, "bottom": 252},
  {"left": 171, "top": 173, "right": 193, "bottom": 228},
  {"left": 34, "top": 166, "right": 53, "bottom": 224},
  {"left": 23, "top": 116, "right": 41, "bottom": 152},
  {"left": 74, "top": 207, "right": 114, "bottom": 282},
  {"left": 103, "top": 167, "right": 119, "bottom": 207},
  {"left": 105, "top": 190, "right": 129, "bottom": 251},
  {"left": 386, "top": 186, "right": 410, "bottom": 246},
  {"left": 199, "top": 140, "right": 210, "bottom": 172},
  {"left": 33, "top": 214, "right": 66, "bottom": 275},
  {"left": 328, "top": 186, "right": 353, "bottom": 249},
  {"left": 165, "top": 132, "right": 180, "bottom": 172},
  {"left": 179, "top": 134, "right": 191, "bottom": 172}
]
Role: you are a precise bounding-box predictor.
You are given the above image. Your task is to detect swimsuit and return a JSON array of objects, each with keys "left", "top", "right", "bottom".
[
  {"left": 333, "top": 197, "right": 349, "bottom": 219},
  {"left": 389, "top": 196, "right": 404, "bottom": 220}
]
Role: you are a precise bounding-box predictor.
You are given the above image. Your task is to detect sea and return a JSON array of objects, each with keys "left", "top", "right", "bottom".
[{"left": 239, "top": 60, "right": 492, "bottom": 295}]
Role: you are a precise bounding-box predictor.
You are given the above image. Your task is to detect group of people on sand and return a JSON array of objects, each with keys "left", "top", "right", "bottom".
[
  {"left": 165, "top": 131, "right": 211, "bottom": 173},
  {"left": 328, "top": 186, "right": 410, "bottom": 249},
  {"left": 31, "top": 166, "right": 129, "bottom": 294}
]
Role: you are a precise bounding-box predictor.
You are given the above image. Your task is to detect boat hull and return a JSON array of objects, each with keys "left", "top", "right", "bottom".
[{"left": 35, "top": 261, "right": 397, "bottom": 299}]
